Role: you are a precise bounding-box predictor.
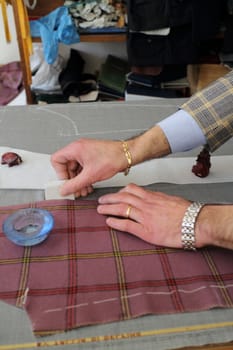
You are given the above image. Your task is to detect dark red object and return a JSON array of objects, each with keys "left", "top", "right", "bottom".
[
  {"left": 192, "top": 147, "right": 211, "bottom": 178},
  {"left": 1, "top": 152, "right": 22, "bottom": 167}
]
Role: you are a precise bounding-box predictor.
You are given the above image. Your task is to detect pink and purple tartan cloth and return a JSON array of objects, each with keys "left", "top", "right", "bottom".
[{"left": 0, "top": 199, "right": 232, "bottom": 336}]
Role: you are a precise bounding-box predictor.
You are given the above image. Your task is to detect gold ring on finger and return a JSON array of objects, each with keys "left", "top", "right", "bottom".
[{"left": 126, "top": 205, "right": 132, "bottom": 219}]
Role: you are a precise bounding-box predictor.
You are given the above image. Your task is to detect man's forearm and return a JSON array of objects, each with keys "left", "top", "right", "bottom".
[
  {"left": 196, "top": 204, "right": 233, "bottom": 250},
  {"left": 125, "top": 108, "right": 207, "bottom": 166},
  {"left": 126, "top": 125, "right": 171, "bottom": 166}
]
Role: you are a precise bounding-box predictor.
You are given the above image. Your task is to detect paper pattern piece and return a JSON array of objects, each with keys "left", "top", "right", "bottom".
[
  {"left": 45, "top": 180, "right": 75, "bottom": 200},
  {"left": 0, "top": 199, "right": 232, "bottom": 337},
  {"left": 1, "top": 147, "right": 233, "bottom": 190}
]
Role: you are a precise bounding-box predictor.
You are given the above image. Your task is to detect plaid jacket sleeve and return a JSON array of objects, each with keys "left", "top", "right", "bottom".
[{"left": 181, "top": 70, "right": 233, "bottom": 152}]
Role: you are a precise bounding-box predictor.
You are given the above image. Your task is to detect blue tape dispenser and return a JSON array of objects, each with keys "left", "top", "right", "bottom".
[{"left": 3, "top": 208, "right": 54, "bottom": 246}]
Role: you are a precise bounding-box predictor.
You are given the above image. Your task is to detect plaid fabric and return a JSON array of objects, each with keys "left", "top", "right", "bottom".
[
  {"left": 0, "top": 199, "right": 232, "bottom": 337},
  {"left": 181, "top": 70, "right": 233, "bottom": 152}
]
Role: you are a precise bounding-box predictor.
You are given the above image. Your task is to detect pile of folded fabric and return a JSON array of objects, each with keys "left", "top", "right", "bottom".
[
  {"left": 0, "top": 62, "right": 23, "bottom": 106},
  {"left": 64, "top": 0, "right": 126, "bottom": 30}
]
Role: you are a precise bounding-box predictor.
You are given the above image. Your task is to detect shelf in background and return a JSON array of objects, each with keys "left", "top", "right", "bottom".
[
  {"left": 79, "top": 27, "right": 127, "bottom": 42},
  {"left": 80, "top": 32, "right": 126, "bottom": 42},
  {"left": 31, "top": 32, "right": 126, "bottom": 43},
  {"left": 27, "top": 0, "right": 127, "bottom": 43},
  {"left": 30, "top": 25, "right": 127, "bottom": 43}
]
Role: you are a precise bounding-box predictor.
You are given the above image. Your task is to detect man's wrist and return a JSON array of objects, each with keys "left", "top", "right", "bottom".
[
  {"left": 121, "top": 141, "right": 132, "bottom": 175},
  {"left": 195, "top": 204, "right": 233, "bottom": 250},
  {"left": 126, "top": 126, "right": 171, "bottom": 166}
]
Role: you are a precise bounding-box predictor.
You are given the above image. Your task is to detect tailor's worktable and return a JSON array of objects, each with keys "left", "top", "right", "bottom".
[{"left": 0, "top": 100, "right": 232, "bottom": 350}]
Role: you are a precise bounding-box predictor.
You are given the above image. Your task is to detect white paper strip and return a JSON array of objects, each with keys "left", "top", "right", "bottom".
[
  {"left": 0, "top": 147, "right": 233, "bottom": 190},
  {"left": 45, "top": 180, "right": 75, "bottom": 200},
  {"left": 0, "top": 147, "right": 56, "bottom": 189},
  {"left": 96, "top": 156, "right": 233, "bottom": 187}
]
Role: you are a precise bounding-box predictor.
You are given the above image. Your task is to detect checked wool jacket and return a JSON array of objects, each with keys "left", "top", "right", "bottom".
[{"left": 182, "top": 70, "right": 233, "bottom": 152}]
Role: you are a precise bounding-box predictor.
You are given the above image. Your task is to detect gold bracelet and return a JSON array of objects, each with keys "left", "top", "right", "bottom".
[{"left": 122, "top": 141, "right": 132, "bottom": 176}]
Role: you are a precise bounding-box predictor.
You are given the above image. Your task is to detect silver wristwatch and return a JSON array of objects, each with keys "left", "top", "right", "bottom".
[{"left": 181, "top": 202, "right": 205, "bottom": 251}]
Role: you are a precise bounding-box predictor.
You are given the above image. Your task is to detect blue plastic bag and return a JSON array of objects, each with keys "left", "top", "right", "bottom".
[{"left": 30, "top": 6, "right": 80, "bottom": 64}]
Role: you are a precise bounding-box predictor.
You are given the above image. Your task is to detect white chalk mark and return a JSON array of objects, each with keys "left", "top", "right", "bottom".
[
  {"left": 42, "top": 283, "right": 233, "bottom": 314},
  {"left": 80, "top": 128, "right": 147, "bottom": 136},
  {"left": 37, "top": 107, "right": 79, "bottom": 135},
  {"left": 21, "top": 287, "right": 29, "bottom": 306},
  {"left": 93, "top": 298, "right": 118, "bottom": 305},
  {"left": 45, "top": 302, "right": 89, "bottom": 313}
]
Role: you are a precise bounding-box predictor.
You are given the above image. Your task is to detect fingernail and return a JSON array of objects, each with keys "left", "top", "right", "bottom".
[{"left": 98, "top": 197, "right": 104, "bottom": 203}]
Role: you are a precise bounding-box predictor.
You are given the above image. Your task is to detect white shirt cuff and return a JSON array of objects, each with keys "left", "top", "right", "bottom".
[{"left": 158, "top": 109, "right": 206, "bottom": 153}]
